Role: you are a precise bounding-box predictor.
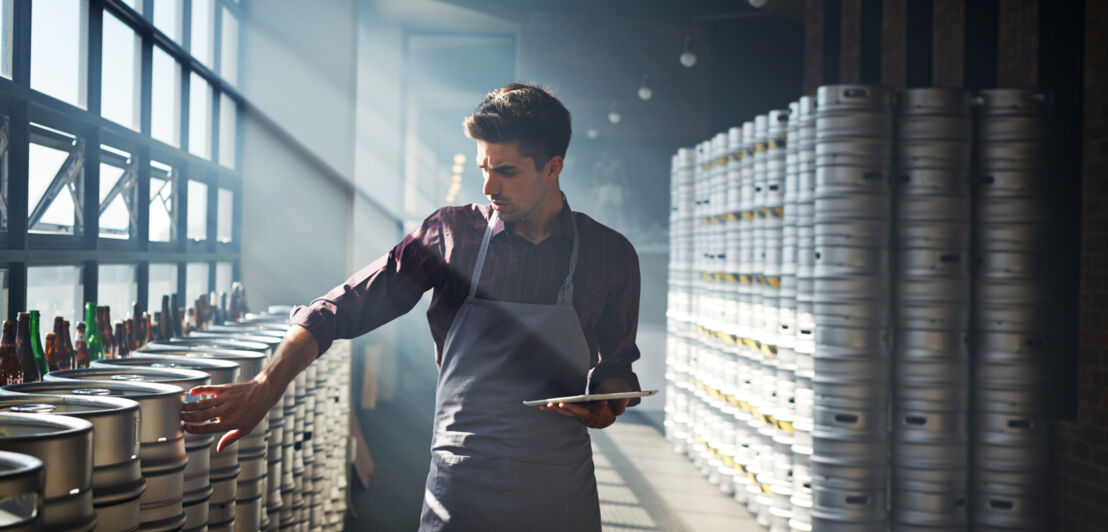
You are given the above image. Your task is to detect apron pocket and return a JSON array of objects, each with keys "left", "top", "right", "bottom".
[{"left": 423, "top": 452, "right": 510, "bottom": 531}]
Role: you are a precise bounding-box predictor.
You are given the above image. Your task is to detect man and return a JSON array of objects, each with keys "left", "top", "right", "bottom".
[{"left": 182, "top": 83, "right": 644, "bottom": 531}]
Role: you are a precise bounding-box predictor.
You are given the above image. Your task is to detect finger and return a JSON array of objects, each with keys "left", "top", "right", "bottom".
[
  {"left": 556, "top": 402, "right": 592, "bottom": 417},
  {"left": 181, "top": 396, "right": 225, "bottom": 412},
  {"left": 189, "top": 385, "right": 228, "bottom": 397},
  {"left": 184, "top": 420, "right": 231, "bottom": 434},
  {"left": 610, "top": 399, "right": 628, "bottom": 417},
  {"left": 181, "top": 407, "right": 223, "bottom": 423},
  {"left": 217, "top": 429, "right": 243, "bottom": 453}
]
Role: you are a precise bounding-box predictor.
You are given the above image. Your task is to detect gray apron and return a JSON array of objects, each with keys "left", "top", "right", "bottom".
[{"left": 418, "top": 209, "right": 602, "bottom": 532}]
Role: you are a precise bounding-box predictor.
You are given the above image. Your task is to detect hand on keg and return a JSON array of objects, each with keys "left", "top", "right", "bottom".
[
  {"left": 540, "top": 378, "right": 630, "bottom": 429},
  {"left": 181, "top": 376, "right": 283, "bottom": 452}
]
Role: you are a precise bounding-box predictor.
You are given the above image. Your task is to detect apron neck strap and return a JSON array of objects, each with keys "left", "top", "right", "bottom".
[{"left": 468, "top": 206, "right": 581, "bottom": 305}]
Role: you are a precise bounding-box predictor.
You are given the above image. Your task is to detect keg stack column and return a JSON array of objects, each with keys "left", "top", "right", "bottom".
[
  {"left": 664, "top": 148, "right": 696, "bottom": 459},
  {"left": 890, "top": 88, "right": 974, "bottom": 531},
  {"left": 788, "top": 95, "right": 817, "bottom": 532},
  {"left": 809, "top": 84, "right": 894, "bottom": 531},
  {"left": 970, "top": 89, "right": 1051, "bottom": 532}
]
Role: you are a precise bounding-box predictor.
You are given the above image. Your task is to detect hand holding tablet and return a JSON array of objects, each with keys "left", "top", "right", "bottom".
[{"left": 522, "top": 389, "right": 658, "bottom": 407}]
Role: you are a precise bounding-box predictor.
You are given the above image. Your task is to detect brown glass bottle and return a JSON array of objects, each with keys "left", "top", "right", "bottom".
[
  {"left": 144, "top": 313, "right": 154, "bottom": 345},
  {"left": 75, "top": 322, "right": 91, "bottom": 369},
  {"left": 47, "top": 317, "right": 66, "bottom": 372},
  {"left": 98, "top": 307, "right": 115, "bottom": 357},
  {"left": 0, "top": 321, "right": 21, "bottom": 385},
  {"left": 15, "top": 313, "right": 41, "bottom": 382},
  {"left": 61, "top": 320, "right": 75, "bottom": 370},
  {"left": 160, "top": 296, "right": 172, "bottom": 339},
  {"left": 115, "top": 322, "right": 130, "bottom": 358}
]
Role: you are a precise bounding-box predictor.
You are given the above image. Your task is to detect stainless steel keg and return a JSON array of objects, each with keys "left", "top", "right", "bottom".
[
  {"left": 0, "top": 412, "right": 97, "bottom": 531},
  {"left": 0, "top": 450, "right": 44, "bottom": 532},
  {"left": 0, "top": 394, "right": 144, "bottom": 532}
]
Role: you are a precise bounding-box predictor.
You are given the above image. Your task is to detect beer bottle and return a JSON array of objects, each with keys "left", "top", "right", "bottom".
[
  {"left": 144, "top": 313, "right": 154, "bottom": 345},
  {"left": 27, "top": 311, "right": 49, "bottom": 377},
  {"left": 0, "top": 321, "right": 21, "bottom": 384},
  {"left": 75, "top": 322, "right": 91, "bottom": 369},
  {"left": 169, "top": 294, "right": 182, "bottom": 337},
  {"left": 61, "top": 320, "right": 75, "bottom": 370},
  {"left": 47, "top": 317, "right": 66, "bottom": 372},
  {"left": 116, "top": 322, "right": 130, "bottom": 358},
  {"left": 99, "top": 307, "right": 115, "bottom": 357},
  {"left": 161, "top": 296, "right": 172, "bottom": 339},
  {"left": 85, "top": 303, "right": 104, "bottom": 361},
  {"left": 16, "top": 313, "right": 41, "bottom": 382}
]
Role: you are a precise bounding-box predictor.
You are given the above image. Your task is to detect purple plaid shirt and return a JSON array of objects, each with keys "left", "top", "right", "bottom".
[{"left": 290, "top": 200, "right": 643, "bottom": 399}]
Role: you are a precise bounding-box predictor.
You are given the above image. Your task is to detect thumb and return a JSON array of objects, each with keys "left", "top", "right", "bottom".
[
  {"left": 217, "top": 429, "right": 242, "bottom": 453},
  {"left": 190, "top": 385, "right": 225, "bottom": 397}
]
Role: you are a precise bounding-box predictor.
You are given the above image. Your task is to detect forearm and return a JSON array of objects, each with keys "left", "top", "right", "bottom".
[{"left": 255, "top": 324, "right": 320, "bottom": 397}]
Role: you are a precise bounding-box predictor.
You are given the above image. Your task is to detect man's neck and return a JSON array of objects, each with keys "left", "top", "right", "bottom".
[{"left": 508, "top": 192, "right": 564, "bottom": 245}]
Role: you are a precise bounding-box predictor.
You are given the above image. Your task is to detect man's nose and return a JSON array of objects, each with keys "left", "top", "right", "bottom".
[{"left": 482, "top": 173, "right": 500, "bottom": 197}]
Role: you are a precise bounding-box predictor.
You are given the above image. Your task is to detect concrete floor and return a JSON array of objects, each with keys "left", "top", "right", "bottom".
[{"left": 592, "top": 411, "right": 763, "bottom": 532}]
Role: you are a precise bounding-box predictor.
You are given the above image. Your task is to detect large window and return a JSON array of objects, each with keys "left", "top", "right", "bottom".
[{"left": 0, "top": 0, "right": 244, "bottom": 324}]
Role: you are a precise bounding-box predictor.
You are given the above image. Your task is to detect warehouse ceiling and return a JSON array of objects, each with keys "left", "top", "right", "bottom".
[{"left": 432, "top": 0, "right": 805, "bottom": 24}]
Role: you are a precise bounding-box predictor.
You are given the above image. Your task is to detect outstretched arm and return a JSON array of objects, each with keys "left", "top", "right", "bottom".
[{"left": 181, "top": 324, "right": 319, "bottom": 451}]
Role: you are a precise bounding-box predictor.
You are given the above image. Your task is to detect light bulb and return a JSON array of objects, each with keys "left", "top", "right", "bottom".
[
  {"left": 680, "top": 37, "right": 697, "bottom": 68},
  {"left": 749, "top": 0, "right": 768, "bottom": 7},
  {"left": 680, "top": 51, "right": 697, "bottom": 68},
  {"left": 587, "top": 128, "right": 599, "bottom": 139},
  {"left": 608, "top": 111, "right": 622, "bottom": 124},
  {"left": 452, "top": 154, "right": 466, "bottom": 164}
]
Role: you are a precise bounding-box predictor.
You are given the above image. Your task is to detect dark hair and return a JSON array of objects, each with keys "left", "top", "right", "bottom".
[{"left": 464, "top": 83, "right": 572, "bottom": 170}]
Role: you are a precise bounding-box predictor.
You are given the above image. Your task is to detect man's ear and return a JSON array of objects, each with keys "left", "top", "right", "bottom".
[{"left": 545, "top": 155, "right": 564, "bottom": 182}]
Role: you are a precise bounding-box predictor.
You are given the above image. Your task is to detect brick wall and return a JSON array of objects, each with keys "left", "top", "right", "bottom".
[
  {"left": 997, "top": 0, "right": 1040, "bottom": 87},
  {"left": 805, "top": 0, "right": 826, "bottom": 93},
  {"left": 1054, "top": 1, "right": 1108, "bottom": 529},
  {"left": 880, "top": 0, "right": 906, "bottom": 88}
]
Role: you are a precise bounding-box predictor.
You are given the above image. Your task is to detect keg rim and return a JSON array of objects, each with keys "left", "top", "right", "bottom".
[
  {"left": 0, "top": 449, "right": 44, "bottom": 491},
  {"left": 94, "top": 355, "right": 242, "bottom": 373},
  {"left": 0, "top": 411, "right": 94, "bottom": 441},
  {"left": 0, "top": 393, "right": 140, "bottom": 419},
  {"left": 46, "top": 367, "right": 210, "bottom": 388},
  {"left": 3, "top": 379, "right": 184, "bottom": 399},
  {"left": 143, "top": 338, "right": 272, "bottom": 353}
]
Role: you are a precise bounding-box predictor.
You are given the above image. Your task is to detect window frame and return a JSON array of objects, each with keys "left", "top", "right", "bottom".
[{"left": 0, "top": 0, "right": 245, "bottom": 322}]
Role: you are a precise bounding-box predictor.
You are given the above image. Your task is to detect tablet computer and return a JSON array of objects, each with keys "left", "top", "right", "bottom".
[{"left": 522, "top": 390, "right": 658, "bottom": 407}]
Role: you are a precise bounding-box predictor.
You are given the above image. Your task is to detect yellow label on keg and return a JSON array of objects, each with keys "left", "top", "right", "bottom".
[
  {"left": 732, "top": 151, "right": 744, "bottom": 161},
  {"left": 757, "top": 143, "right": 767, "bottom": 152},
  {"left": 742, "top": 211, "right": 756, "bottom": 220},
  {"left": 748, "top": 473, "right": 758, "bottom": 484},
  {"left": 720, "top": 273, "right": 738, "bottom": 283},
  {"left": 739, "top": 275, "right": 751, "bottom": 284},
  {"left": 743, "top": 338, "right": 758, "bottom": 349},
  {"left": 769, "top": 138, "right": 786, "bottom": 149},
  {"left": 762, "top": 344, "right": 777, "bottom": 356},
  {"left": 717, "top": 156, "right": 729, "bottom": 165},
  {"left": 700, "top": 272, "right": 713, "bottom": 280},
  {"left": 722, "top": 212, "right": 739, "bottom": 222},
  {"left": 705, "top": 162, "right": 714, "bottom": 170},
  {"left": 767, "top": 276, "right": 782, "bottom": 288},
  {"left": 780, "top": 420, "right": 795, "bottom": 433},
  {"left": 760, "top": 208, "right": 770, "bottom": 217},
  {"left": 773, "top": 207, "right": 784, "bottom": 217},
  {"left": 761, "top": 484, "right": 775, "bottom": 495}
]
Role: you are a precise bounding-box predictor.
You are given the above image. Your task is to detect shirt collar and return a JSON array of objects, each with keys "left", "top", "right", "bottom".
[{"left": 488, "top": 193, "right": 574, "bottom": 243}]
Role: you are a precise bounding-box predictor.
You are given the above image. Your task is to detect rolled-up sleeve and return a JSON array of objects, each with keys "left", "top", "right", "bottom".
[
  {"left": 588, "top": 241, "right": 643, "bottom": 406},
  {"left": 290, "top": 210, "right": 447, "bottom": 356}
]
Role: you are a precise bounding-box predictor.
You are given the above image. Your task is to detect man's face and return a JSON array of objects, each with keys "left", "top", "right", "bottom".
[{"left": 476, "top": 140, "right": 557, "bottom": 223}]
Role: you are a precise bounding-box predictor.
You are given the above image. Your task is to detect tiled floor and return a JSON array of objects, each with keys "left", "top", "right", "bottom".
[{"left": 591, "top": 412, "right": 763, "bottom": 532}]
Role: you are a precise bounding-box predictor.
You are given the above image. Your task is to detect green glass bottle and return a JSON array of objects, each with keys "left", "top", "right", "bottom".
[
  {"left": 27, "top": 310, "right": 48, "bottom": 376},
  {"left": 84, "top": 302, "right": 105, "bottom": 361}
]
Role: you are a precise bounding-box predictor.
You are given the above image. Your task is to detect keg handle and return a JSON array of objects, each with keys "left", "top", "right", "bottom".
[
  {"left": 989, "top": 499, "right": 1015, "bottom": 511},
  {"left": 9, "top": 403, "right": 56, "bottom": 414},
  {"left": 842, "top": 88, "right": 870, "bottom": 99},
  {"left": 904, "top": 415, "right": 927, "bottom": 426},
  {"left": 845, "top": 495, "right": 870, "bottom": 505}
]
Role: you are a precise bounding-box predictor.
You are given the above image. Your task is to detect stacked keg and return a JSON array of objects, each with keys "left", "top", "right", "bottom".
[
  {"left": 4, "top": 380, "right": 189, "bottom": 531},
  {"left": 970, "top": 89, "right": 1051, "bottom": 532},
  {"left": 892, "top": 87, "right": 974, "bottom": 531},
  {"left": 92, "top": 356, "right": 242, "bottom": 532},
  {"left": 664, "top": 148, "right": 696, "bottom": 458},
  {"left": 0, "top": 450, "right": 45, "bottom": 531},
  {"left": 46, "top": 366, "right": 212, "bottom": 532},
  {"left": 788, "top": 95, "right": 817, "bottom": 532},
  {"left": 0, "top": 412, "right": 98, "bottom": 531},
  {"left": 0, "top": 393, "right": 144, "bottom": 532},
  {"left": 809, "top": 84, "right": 894, "bottom": 531}
]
